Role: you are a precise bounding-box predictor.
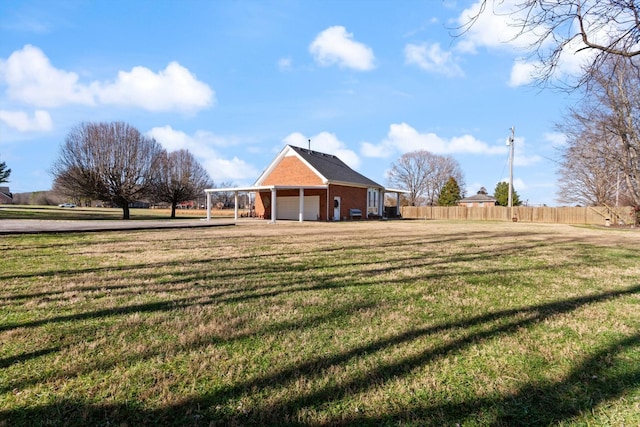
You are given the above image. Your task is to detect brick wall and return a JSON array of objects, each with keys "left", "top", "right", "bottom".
[
  {"left": 262, "top": 156, "right": 323, "bottom": 186},
  {"left": 329, "top": 185, "right": 367, "bottom": 220},
  {"left": 255, "top": 185, "right": 368, "bottom": 221}
]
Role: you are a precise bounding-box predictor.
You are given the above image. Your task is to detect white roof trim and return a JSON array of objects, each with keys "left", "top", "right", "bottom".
[
  {"left": 384, "top": 188, "right": 410, "bottom": 194},
  {"left": 205, "top": 184, "right": 328, "bottom": 193},
  {"left": 204, "top": 184, "right": 407, "bottom": 193}
]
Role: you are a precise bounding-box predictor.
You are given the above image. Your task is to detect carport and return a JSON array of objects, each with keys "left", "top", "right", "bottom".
[{"left": 204, "top": 185, "right": 328, "bottom": 223}]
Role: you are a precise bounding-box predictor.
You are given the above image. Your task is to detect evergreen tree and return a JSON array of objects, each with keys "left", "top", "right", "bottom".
[
  {"left": 438, "top": 177, "right": 462, "bottom": 206},
  {"left": 494, "top": 181, "right": 521, "bottom": 206},
  {"left": 0, "top": 159, "right": 11, "bottom": 184}
]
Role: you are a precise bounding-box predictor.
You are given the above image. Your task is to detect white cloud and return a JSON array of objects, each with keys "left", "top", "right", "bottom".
[
  {"left": 404, "top": 42, "right": 464, "bottom": 77},
  {"left": 455, "top": 1, "right": 536, "bottom": 54},
  {"left": 0, "top": 45, "right": 214, "bottom": 113},
  {"left": 543, "top": 131, "right": 567, "bottom": 147},
  {"left": 0, "top": 44, "right": 94, "bottom": 107},
  {"left": 508, "top": 59, "right": 538, "bottom": 87},
  {"left": 309, "top": 26, "right": 375, "bottom": 71},
  {"left": 455, "top": 1, "right": 598, "bottom": 86},
  {"left": 147, "top": 125, "right": 192, "bottom": 152},
  {"left": 514, "top": 151, "right": 542, "bottom": 167},
  {"left": 498, "top": 177, "right": 528, "bottom": 191},
  {"left": 362, "top": 122, "right": 506, "bottom": 157},
  {"left": 0, "top": 109, "right": 52, "bottom": 132},
  {"left": 283, "top": 131, "right": 361, "bottom": 169},
  {"left": 277, "top": 57, "right": 293, "bottom": 71},
  {"left": 204, "top": 157, "right": 257, "bottom": 183},
  {"left": 508, "top": 136, "right": 543, "bottom": 166},
  {"left": 360, "top": 141, "right": 393, "bottom": 158},
  {"left": 147, "top": 126, "right": 257, "bottom": 183},
  {"left": 507, "top": 39, "right": 593, "bottom": 87},
  {"left": 513, "top": 177, "right": 527, "bottom": 190},
  {"left": 94, "top": 62, "right": 214, "bottom": 112}
]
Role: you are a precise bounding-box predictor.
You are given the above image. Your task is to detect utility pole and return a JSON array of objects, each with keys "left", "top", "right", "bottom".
[{"left": 507, "top": 126, "right": 515, "bottom": 219}]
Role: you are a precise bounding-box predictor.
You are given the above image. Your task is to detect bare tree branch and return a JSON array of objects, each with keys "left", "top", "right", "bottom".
[{"left": 459, "top": 0, "right": 640, "bottom": 88}]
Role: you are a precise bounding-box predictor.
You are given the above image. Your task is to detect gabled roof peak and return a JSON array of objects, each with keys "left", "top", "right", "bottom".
[{"left": 254, "top": 144, "right": 383, "bottom": 189}]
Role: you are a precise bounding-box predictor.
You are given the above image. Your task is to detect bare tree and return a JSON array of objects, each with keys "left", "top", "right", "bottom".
[
  {"left": 213, "top": 181, "right": 236, "bottom": 208},
  {"left": 149, "top": 149, "right": 213, "bottom": 218},
  {"left": 598, "top": 58, "right": 640, "bottom": 207},
  {"left": 387, "top": 150, "right": 465, "bottom": 206},
  {"left": 51, "top": 122, "right": 164, "bottom": 219},
  {"left": 556, "top": 56, "right": 640, "bottom": 207},
  {"left": 556, "top": 112, "right": 623, "bottom": 206},
  {"left": 460, "top": 0, "right": 640, "bottom": 87}
]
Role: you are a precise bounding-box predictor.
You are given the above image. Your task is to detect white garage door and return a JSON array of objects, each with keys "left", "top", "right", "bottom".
[{"left": 276, "top": 196, "right": 320, "bottom": 220}]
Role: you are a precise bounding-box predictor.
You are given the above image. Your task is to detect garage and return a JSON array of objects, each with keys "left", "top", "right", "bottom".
[{"left": 276, "top": 196, "right": 320, "bottom": 220}]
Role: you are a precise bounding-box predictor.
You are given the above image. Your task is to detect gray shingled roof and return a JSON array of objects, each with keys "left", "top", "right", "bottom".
[
  {"left": 459, "top": 192, "right": 497, "bottom": 203},
  {"left": 288, "top": 145, "right": 383, "bottom": 188}
]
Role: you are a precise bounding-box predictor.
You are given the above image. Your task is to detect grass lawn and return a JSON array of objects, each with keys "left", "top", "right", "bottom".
[
  {"left": 1, "top": 220, "right": 639, "bottom": 426},
  {"left": 0, "top": 205, "right": 237, "bottom": 221}
]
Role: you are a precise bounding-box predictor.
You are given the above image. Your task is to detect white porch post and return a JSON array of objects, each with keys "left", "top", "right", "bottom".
[
  {"left": 206, "top": 191, "right": 211, "bottom": 221},
  {"left": 270, "top": 188, "right": 277, "bottom": 223},
  {"left": 234, "top": 191, "right": 239, "bottom": 220},
  {"left": 396, "top": 192, "right": 401, "bottom": 217},
  {"left": 299, "top": 188, "right": 304, "bottom": 222},
  {"left": 378, "top": 189, "right": 383, "bottom": 216}
]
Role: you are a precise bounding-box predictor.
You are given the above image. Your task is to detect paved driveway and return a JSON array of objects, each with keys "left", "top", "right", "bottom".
[{"left": 0, "top": 219, "right": 237, "bottom": 234}]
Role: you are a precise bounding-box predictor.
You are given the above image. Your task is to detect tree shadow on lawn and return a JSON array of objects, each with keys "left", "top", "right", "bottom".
[
  {"left": 0, "top": 229, "right": 555, "bottom": 282},
  {"left": 0, "top": 299, "right": 378, "bottom": 395},
  {"left": 0, "top": 228, "right": 589, "bottom": 311},
  {"left": 1, "top": 284, "right": 639, "bottom": 426},
  {"left": 0, "top": 243, "right": 592, "bottom": 334}
]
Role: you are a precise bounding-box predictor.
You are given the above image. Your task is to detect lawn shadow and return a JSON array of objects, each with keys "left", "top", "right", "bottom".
[{"left": 2, "top": 284, "right": 639, "bottom": 426}]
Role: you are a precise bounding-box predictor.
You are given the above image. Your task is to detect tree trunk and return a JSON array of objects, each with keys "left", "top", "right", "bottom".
[
  {"left": 122, "top": 203, "right": 130, "bottom": 220},
  {"left": 171, "top": 202, "right": 177, "bottom": 219}
]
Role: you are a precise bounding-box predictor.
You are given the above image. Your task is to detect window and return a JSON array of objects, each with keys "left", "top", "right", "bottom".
[{"left": 367, "top": 189, "right": 377, "bottom": 208}]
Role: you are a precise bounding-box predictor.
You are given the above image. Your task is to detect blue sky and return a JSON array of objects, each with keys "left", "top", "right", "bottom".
[{"left": 0, "top": 0, "right": 584, "bottom": 206}]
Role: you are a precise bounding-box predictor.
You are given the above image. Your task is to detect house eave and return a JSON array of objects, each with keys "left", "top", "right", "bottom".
[
  {"left": 327, "top": 180, "right": 384, "bottom": 189},
  {"left": 205, "top": 184, "right": 329, "bottom": 193}
]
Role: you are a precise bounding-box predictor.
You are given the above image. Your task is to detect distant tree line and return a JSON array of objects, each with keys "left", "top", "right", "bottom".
[
  {"left": 386, "top": 150, "right": 522, "bottom": 207},
  {"left": 51, "top": 121, "right": 215, "bottom": 219},
  {"left": 387, "top": 150, "right": 466, "bottom": 206}
]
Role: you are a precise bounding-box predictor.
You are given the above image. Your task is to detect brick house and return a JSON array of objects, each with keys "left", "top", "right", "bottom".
[
  {"left": 0, "top": 186, "right": 12, "bottom": 204},
  {"left": 205, "top": 145, "right": 403, "bottom": 222},
  {"left": 458, "top": 187, "right": 497, "bottom": 207}
]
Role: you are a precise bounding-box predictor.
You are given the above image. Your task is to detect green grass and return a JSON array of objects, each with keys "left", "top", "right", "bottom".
[
  {"left": 1, "top": 221, "right": 639, "bottom": 426},
  {"left": 0, "top": 205, "right": 235, "bottom": 221}
]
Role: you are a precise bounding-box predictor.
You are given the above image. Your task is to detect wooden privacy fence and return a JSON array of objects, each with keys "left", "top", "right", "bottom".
[{"left": 400, "top": 205, "right": 637, "bottom": 225}]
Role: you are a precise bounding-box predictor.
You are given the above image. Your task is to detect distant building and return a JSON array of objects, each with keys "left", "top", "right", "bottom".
[
  {"left": 458, "top": 187, "right": 497, "bottom": 207},
  {"left": 0, "top": 186, "right": 13, "bottom": 204},
  {"left": 205, "top": 144, "right": 407, "bottom": 222}
]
